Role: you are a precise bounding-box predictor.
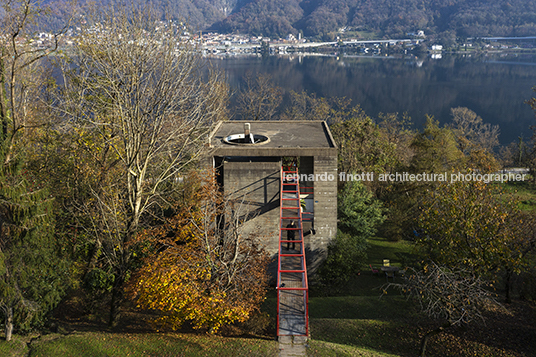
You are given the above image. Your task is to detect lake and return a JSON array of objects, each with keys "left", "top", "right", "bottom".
[{"left": 212, "top": 52, "right": 536, "bottom": 146}]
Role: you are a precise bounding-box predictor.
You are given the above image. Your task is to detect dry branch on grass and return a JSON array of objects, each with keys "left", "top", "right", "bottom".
[{"left": 383, "top": 262, "right": 503, "bottom": 357}]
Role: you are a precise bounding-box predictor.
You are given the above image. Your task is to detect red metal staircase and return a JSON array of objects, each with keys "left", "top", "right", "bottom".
[{"left": 277, "top": 164, "right": 309, "bottom": 337}]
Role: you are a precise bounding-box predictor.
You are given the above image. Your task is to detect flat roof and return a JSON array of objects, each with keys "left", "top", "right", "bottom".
[{"left": 209, "top": 121, "right": 336, "bottom": 151}]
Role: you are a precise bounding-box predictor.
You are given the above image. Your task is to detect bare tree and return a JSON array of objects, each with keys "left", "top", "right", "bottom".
[
  {"left": 450, "top": 107, "right": 500, "bottom": 153},
  {"left": 384, "top": 263, "right": 502, "bottom": 357},
  {"left": 280, "top": 90, "right": 331, "bottom": 121},
  {"left": 1, "top": 0, "right": 72, "bottom": 160},
  {"left": 235, "top": 73, "right": 282, "bottom": 121},
  {"left": 58, "top": 7, "right": 228, "bottom": 326}
]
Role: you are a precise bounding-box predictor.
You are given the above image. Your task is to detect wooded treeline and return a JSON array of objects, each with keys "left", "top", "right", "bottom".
[
  {"left": 1, "top": 1, "right": 268, "bottom": 340},
  {"left": 39, "top": 0, "right": 536, "bottom": 39}
]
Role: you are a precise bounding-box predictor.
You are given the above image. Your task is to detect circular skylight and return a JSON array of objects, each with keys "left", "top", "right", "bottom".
[{"left": 223, "top": 133, "right": 270, "bottom": 145}]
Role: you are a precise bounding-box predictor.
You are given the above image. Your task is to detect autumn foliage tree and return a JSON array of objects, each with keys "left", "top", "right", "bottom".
[
  {"left": 410, "top": 117, "right": 464, "bottom": 175},
  {"left": 449, "top": 107, "right": 500, "bottom": 173},
  {"left": 331, "top": 111, "right": 399, "bottom": 178},
  {"left": 57, "top": 7, "right": 228, "bottom": 325},
  {"left": 331, "top": 110, "right": 412, "bottom": 240},
  {"left": 128, "top": 173, "right": 270, "bottom": 333},
  {"left": 416, "top": 179, "right": 523, "bottom": 277},
  {"left": 416, "top": 177, "right": 536, "bottom": 299},
  {"left": 386, "top": 179, "right": 534, "bottom": 355}
]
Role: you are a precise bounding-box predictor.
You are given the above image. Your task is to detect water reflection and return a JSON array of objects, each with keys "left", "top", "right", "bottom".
[{"left": 213, "top": 53, "right": 536, "bottom": 145}]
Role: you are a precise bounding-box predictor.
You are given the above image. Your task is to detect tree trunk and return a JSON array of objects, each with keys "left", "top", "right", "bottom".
[
  {"left": 505, "top": 269, "right": 513, "bottom": 304},
  {"left": 5, "top": 306, "right": 13, "bottom": 341},
  {"left": 419, "top": 323, "right": 450, "bottom": 357},
  {"left": 109, "top": 228, "right": 134, "bottom": 327},
  {"left": 108, "top": 271, "right": 125, "bottom": 327}
]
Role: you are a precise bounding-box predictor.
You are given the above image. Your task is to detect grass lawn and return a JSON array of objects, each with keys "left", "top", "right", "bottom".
[
  {"left": 502, "top": 180, "right": 536, "bottom": 211},
  {"left": 366, "top": 237, "right": 415, "bottom": 269},
  {"left": 306, "top": 236, "right": 536, "bottom": 357},
  {"left": 25, "top": 332, "right": 278, "bottom": 357},
  {"left": 2, "top": 236, "right": 535, "bottom": 356},
  {"left": 307, "top": 236, "right": 420, "bottom": 356},
  {"left": 0, "top": 335, "right": 29, "bottom": 356}
]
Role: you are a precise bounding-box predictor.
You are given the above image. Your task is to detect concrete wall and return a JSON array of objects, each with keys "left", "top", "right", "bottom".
[
  {"left": 223, "top": 160, "right": 281, "bottom": 253},
  {"left": 215, "top": 153, "right": 337, "bottom": 277},
  {"left": 306, "top": 155, "right": 338, "bottom": 273}
]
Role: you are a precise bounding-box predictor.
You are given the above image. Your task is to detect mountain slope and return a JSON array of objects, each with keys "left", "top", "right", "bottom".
[
  {"left": 213, "top": 0, "right": 304, "bottom": 36},
  {"left": 40, "top": 0, "right": 536, "bottom": 38}
]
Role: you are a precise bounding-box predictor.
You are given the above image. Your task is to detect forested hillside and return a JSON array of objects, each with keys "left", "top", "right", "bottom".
[
  {"left": 39, "top": 0, "right": 236, "bottom": 30},
  {"left": 216, "top": 0, "right": 536, "bottom": 38},
  {"left": 41, "top": 0, "right": 536, "bottom": 38}
]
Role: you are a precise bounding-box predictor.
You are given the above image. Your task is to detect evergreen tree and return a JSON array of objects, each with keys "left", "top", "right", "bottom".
[
  {"left": 0, "top": 153, "right": 64, "bottom": 340},
  {"left": 318, "top": 181, "right": 385, "bottom": 286},
  {"left": 0, "top": 0, "right": 67, "bottom": 340}
]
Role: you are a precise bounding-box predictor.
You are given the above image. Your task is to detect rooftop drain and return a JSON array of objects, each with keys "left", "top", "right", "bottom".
[{"left": 223, "top": 123, "right": 270, "bottom": 145}]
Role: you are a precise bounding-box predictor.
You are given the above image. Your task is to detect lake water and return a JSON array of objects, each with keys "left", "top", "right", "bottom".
[{"left": 212, "top": 52, "right": 536, "bottom": 146}]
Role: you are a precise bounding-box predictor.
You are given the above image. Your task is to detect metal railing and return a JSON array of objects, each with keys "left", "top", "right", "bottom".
[{"left": 277, "top": 165, "right": 309, "bottom": 337}]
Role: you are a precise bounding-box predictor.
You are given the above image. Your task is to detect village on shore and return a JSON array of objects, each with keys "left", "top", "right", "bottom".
[{"left": 27, "top": 21, "right": 536, "bottom": 58}]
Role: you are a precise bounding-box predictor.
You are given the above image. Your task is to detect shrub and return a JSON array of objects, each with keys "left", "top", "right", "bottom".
[{"left": 318, "top": 230, "right": 369, "bottom": 286}]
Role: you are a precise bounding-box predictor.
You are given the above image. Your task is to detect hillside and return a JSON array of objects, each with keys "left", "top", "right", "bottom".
[
  {"left": 41, "top": 0, "right": 536, "bottom": 39},
  {"left": 215, "top": 0, "right": 536, "bottom": 38},
  {"left": 40, "top": 0, "right": 235, "bottom": 31}
]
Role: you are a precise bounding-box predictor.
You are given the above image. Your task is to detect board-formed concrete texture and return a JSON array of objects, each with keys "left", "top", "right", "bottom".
[{"left": 208, "top": 120, "right": 337, "bottom": 274}]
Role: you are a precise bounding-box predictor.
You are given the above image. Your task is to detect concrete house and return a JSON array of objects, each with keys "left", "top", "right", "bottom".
[{"left": 207, "top": 120, "right": 337, "bottom": 274}]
